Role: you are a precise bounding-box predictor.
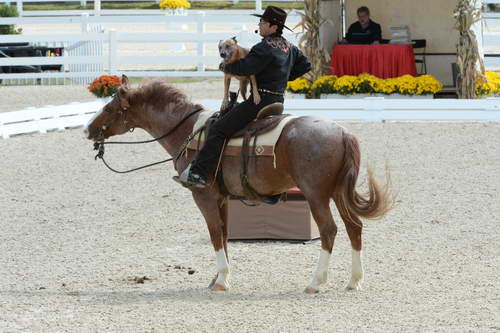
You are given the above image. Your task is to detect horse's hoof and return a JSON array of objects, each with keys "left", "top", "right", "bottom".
[
  {"left": 304, "top": 287, "right": 319, "bottom": 294},
  {"left": 210, "top": 284, "right": 228, "bottom": 291},
  {"left": 345, "top": 283, "right": 362, "bottom": 291},
  {"left": 208, "top": 276, "right": 217, "bottom": 289}
]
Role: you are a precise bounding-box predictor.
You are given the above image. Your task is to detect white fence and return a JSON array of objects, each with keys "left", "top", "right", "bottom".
[
  {"left": 0, "top": 11, "right": 302, "bottom": 83},
  {"left": 1, "top": 98, "right": 499, "bottom": 139},
  {"left": 0, "top": 7, "right": 498, "bottom": 83},
  {"left": 1, "top": 0, "right": 291, "bottom": 15}
]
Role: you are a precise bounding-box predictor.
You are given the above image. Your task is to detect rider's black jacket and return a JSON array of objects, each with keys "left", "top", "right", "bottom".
[{"left": 224, "top": 33, "right": 311, "bottom": 93}]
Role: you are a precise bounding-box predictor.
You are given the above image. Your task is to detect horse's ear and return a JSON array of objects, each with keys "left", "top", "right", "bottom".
[
  {"left": 121, "top": 75, "right": 129, "bottom": 87},
  {"left": 232, "top": 36, "right": 238, "bottom": 44},
  {"left": 218, "top": 40, "right": 223, "bottom": 47},
  {"left": 118, "top": 86, "right": 130, "bottom": 109}
]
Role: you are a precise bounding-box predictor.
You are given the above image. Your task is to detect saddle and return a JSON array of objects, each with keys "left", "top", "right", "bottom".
[{"left": 199, "top": 92, "right": 289, "bottom": 205}]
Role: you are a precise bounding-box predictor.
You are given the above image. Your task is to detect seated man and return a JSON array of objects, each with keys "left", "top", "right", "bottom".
[{"left": 345, "top": 6, "right": 381, "bottom": 45}]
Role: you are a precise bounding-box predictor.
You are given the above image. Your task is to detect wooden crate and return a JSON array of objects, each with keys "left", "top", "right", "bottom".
[{"left": 227, "top": 189, "right": 319, "bottom": 240}]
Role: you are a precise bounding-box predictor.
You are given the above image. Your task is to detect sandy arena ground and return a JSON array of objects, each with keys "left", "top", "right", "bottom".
[{"left": 0, "top": 82, "right": 499, "bottom": 331}]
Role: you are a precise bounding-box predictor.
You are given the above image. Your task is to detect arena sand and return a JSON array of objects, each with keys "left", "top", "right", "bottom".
[{"left": 0, "top": 85, "right": 498, "bottom": 332}]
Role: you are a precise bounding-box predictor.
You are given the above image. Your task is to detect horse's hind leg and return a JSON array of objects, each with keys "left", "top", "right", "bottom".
[
  {"left": 304, "top": 195, "right": 338, "bottom": 294},
  {"left": 335, "top": 198, "right": 364, "bottom": 291}
]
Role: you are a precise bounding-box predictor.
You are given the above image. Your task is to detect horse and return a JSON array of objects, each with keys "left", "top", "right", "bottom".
[{"left": 84, "top": 75, "right": 394, "bottom": 293}]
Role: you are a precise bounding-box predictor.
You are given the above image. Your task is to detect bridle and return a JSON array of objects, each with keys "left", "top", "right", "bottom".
[
  {"left": 96, "top": 99, "right": 134, "bottom": 139},
  {"left": 93, "top": 103, "right": 203, "bottom": 174}
]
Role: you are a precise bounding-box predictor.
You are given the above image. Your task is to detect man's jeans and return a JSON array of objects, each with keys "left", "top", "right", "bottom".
[{"left": 190, "top": 92, "right": 283, "bottom": 180}]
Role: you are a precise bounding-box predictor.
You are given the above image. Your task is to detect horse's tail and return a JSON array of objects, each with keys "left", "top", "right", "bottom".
[{"left": 333, "top": 131, "right": 394, "bottom": 222}]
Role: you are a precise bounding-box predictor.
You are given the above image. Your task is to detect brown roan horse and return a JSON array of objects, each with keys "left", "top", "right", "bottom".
[{"left": 85, "top": 75, "right": 393, "bottom": 293}]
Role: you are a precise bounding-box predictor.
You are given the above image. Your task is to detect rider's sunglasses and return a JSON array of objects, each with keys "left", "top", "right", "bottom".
[{"left": 259, "top": 18, "right": 269, "bottom": 24}]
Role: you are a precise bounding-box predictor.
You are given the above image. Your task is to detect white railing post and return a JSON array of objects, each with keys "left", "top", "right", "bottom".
[
  {"left": 80, "top": 0, "right": 86, "bottom": 7},
  {"left": 238, "top": 24, "right": 250, "bottom": 48},
  {"left": 16, "top": 0, "right": 23, "bottom": 17},
  {"left": 94, "top": 0, "right": 101, "bottom": 16},
  {"left": 108, "top": 29, "right": 118, "bottom": 75},
  {"left": 196, "top": 12, "right": 206, "bottom": 73},
  {"left": 81, "top": 12, "right": 89, "bottom": 32},
  {"left": 255, "top": 0, "right": 262, "bottom": 12}
]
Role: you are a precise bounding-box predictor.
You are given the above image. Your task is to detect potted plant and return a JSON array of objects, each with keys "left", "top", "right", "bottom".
[
  {"left": 159, "top": 0, "right": 191, "bottom": 16},
  {"left": 382, "top": 74, "right": 441, "bottom": 99},
  {"left": 332, "top": 75, "right": 357, "bottom": 97},
  {"left": 286, "top": 77, "right": 311, "bottom": 99},
  {"left": 476, "top": 72, "right": 500, "bottom": 98},
  {"left": 88, "top": 75, "right": 122, "bottom": 103},
  {"left": 354, "top": 73, "right": 381, "bottom": 97},
  {"left": 311, "top": 75, "right": 337, "bottom": 99}
]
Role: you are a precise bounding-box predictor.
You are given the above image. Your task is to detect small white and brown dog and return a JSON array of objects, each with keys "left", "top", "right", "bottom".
[{"left": 218, "top": 37, "right": 261, "bottom": 110}]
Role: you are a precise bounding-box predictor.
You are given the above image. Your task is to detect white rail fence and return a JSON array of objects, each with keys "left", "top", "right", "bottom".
[
  {"left": 1, "top": 0, "right": 298, "bottom": 16},
  {"left": 1, "top": 98, "right": 499, "bottom": 139},
  {"left": 0, "top": 12, "right": 302, "bottom": 84},
  {"left": 0, "top": 8, "right": 497, "bottom": 84}
]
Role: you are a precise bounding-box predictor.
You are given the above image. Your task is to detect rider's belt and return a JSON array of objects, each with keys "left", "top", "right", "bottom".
[{"left": 258, "top": 88, "right": 285, "bottom": 96}]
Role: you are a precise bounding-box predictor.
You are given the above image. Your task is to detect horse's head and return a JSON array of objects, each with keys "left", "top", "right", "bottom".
[{"left": 85, "top": 75, "right": 136, "bottom": 141}]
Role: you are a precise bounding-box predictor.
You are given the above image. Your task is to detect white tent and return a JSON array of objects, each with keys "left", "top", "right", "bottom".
[{"left": 318, "top": 0, "right": 485, "bottom": 86}]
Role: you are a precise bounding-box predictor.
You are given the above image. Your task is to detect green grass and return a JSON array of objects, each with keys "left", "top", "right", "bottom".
[
  {"left": 129, "top": 77, "right": 219, "bottom": 84},
  {"left": 24, "top": 1, "right": 304, "bottom": 11}
]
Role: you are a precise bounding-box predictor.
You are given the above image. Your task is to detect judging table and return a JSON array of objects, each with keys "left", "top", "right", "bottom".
[{"left": 329, "top": 44, "right": 417, "bottom": 78}]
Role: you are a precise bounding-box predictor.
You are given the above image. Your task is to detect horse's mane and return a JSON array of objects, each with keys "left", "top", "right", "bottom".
[{"left": 132, "top": 80, "right": 203, "bottom": 115}]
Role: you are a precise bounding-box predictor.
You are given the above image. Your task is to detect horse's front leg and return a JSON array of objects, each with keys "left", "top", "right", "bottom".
[
  {"left": 208, "top": 198, "right": 229, "bottom": 289},
  {"left": 193, "top": 191, "right": 230, "bottom": 291}
]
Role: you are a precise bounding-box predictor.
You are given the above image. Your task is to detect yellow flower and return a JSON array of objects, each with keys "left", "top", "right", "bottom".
[
  {"left": 477, "top": 71, "right": 500, "bottom": 96},
  {"left": 159, "top": 0, "right": 191, "bottom": 10},
  {"left": 311, "top": 75, "right": 337, "bottom": 94},
  {"left": 415, "top": 75, "right": 443, "bottom": 95},
  {"left": 287, "top": 77, "right": 311, "bottom": 94},
  {"left": 333, "top": 75, "right": 357, "bottom": 95}
]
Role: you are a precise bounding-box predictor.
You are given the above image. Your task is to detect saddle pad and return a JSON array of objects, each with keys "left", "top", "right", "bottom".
[{"left": 187, "top": 110, "right": 297, "bottom": 165}]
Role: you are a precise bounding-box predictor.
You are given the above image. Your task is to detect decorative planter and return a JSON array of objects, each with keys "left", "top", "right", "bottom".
[
  {"left": 378, "top": 94, "right": 434, "bottom": 99},
  {"left": 320, "top": 93, "right": 372, "bottom": 99},
  {"left": 97, "top": 96, "right": 113, "bottom": 104},
  {"left": 164, "top": 8, "right": 188, "bottom": 16},
  {"left": 287, "top": 93, "right": 306, "bottom": 99}
]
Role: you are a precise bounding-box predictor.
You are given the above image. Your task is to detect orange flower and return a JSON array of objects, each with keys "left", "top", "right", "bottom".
[{"left": 87, "top": 75, "right": 122, "bottom": 98}]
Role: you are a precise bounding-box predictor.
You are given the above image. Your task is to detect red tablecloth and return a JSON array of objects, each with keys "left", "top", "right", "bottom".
[{"left": 329, "top": 44, "right": 417, "bottom": 78}]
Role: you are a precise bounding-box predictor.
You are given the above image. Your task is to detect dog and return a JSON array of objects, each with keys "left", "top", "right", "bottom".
[{"left": 218, "top": 37, "right": 261, "bottom": 111}]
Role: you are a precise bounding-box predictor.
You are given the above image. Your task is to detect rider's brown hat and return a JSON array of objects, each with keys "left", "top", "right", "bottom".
[{"left": 252, "top": 6, "right": 293, "bottom": 32}]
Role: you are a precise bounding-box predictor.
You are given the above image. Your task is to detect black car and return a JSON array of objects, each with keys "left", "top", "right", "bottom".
[{"left": 0, "top": 43, "right": 63, "bottom": 82}]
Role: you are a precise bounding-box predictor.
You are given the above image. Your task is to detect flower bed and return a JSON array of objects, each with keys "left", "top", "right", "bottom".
[{"left": 288, "top": 73, "right": 444, "bottom": 98}]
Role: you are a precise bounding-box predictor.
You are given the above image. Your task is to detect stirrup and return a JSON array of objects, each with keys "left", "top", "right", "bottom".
[
  {"left": 173, "top": 164, "right": 207, "bottom": 189},
  {"left": 261, "top": 193, "right": 282, "bottom": 205},
  {"left": 256, "top": 103, "right": 284, "bottom": 120}
]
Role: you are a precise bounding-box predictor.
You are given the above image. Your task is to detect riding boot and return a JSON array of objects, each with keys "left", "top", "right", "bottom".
[{"left": 173, "top": 163, "right": 208, "bottom": 188}]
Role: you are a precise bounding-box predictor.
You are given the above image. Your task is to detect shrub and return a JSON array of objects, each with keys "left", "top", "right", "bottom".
[{"left": 0, "top": 5, "right": 22, "bottom": 35}]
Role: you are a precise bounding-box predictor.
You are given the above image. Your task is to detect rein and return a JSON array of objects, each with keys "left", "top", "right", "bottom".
[{"left": 93, "top": 106, "right": 203, "bottom": 174}]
